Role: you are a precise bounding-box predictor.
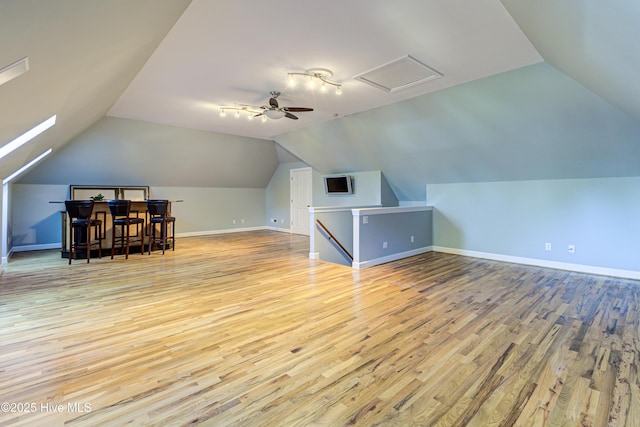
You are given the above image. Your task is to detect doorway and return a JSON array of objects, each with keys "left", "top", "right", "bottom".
[{"left": 290, "top": 167, "right": 312, "bottom": 235}]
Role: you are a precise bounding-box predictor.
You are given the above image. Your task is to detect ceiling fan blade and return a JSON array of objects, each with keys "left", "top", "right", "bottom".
[
  {"left": 284, "top": 107, "right": 314, "bottom": 112},
  {"left": 284, "top": 112, "right": 299, "bottom": 120}
]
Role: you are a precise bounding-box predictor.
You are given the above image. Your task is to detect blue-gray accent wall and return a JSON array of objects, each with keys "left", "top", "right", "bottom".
[{"left": 428, "top": 177, "right": 640, "bottom": 274}]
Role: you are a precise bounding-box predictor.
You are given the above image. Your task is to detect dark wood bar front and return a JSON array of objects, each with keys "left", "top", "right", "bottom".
[
  {"left": 61, "top": 201, "right": 153, "bottom": 258},
  {"left": 57, "top": 186, "right": 178, "bottom": 259}
]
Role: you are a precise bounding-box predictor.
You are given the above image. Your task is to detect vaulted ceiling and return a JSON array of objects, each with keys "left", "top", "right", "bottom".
[
  {"left": 2, "top": 0, "right": 640, "bottom": 200},
  {"left": 106, "top": 0, "right": 542, "bottom": 140}
]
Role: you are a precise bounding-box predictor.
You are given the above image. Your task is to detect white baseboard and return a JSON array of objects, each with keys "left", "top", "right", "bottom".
[
  {"left": 2, "top": 248, "right": 13, "bottom": 265},
  {"left": 309, "top": 252, "right": 319, "bottom": 260},
  {"left": 265, "top": 226, "right": 292, "bottom": 233},
  {"left": 12, "top": 243, "right": 61, "bottom": 252},
  {"left": 177, "top": 226, "right": 292, "bottom": 237},
  {"left": 176, "top": 226, "right": 269, "bottom": 237},
  {"left": 434, "top": 246, "right": 640, "bottom": 280},
  {"left": 352, "top": 246, "right": 433, "bottom": 269}
]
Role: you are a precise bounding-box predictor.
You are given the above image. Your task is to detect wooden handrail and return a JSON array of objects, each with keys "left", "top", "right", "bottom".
[{"left": 315, "top": 219, "right": 353, "bottom": 261}]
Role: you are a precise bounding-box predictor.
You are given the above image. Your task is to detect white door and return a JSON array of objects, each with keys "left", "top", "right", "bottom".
[{"left": 290, "top": 167, "right": 312, "bottom": 235}]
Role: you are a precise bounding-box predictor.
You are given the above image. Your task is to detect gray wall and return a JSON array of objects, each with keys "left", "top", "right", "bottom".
[
  {"left": 11, "top": 117, "right": 280, "bottom": 249},
  {"left": 312, "top": 170, "right": 384, "bottom": 207},
  {"left": 11, "top": 184, "right": 67, "bottom": 248},
  {"left": 354, "top": 208, "right": 433, "bottom": 268},
  {"left": 428, "top": 177, "right": 640, "bottom": 276},
  {"left": 11, "top": 184, "right": 267, "bottom": 248},
  {"left": 312, "top": 209, "right": 354, "bottom": 266},
  {"left": 149, "top": 186, "right": 266, "bottom": 235},
  {"left": 9, "top": 126, "right": 394, "bottom": 250},
  {"left": 20, "top": 116, "right": 279, "bottom": 188},
  {"left": 265, "top": 161, "right": 308, "bottom": 231}
]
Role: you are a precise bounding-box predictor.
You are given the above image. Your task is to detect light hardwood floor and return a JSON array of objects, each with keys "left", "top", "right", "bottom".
[{"left": 1, "top": 230, "right": 639, "bottom": 426}]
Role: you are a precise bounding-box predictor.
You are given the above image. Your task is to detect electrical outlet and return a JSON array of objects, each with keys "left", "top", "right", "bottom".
[
  {"left": 363, "top": 216, "right": 368, "bottom": 224},
  {"left": 568, "top": 244, "right": 575, "bottom": 253},
  {"left": 545, "top": 243, "right": 551, "bottom": 251},
  {"left": 241, "top": 219, "right": 245, "bottom": 224},
  {"left": 382, "top": 241, "right": 388, "bottom": 249},
  {"left": 411, "top": 235, "right": 415, "bottom": 243},
  {"left": 233, "top": 219, "right": 236, "bottom": 224}
]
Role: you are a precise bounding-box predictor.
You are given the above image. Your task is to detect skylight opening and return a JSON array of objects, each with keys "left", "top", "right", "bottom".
[
  {"left": 0, "top": 57, "right": 29, "bottom": 86},
  {"left": 3, "top": 148, "right": 53, "bottom": 184},
  {"left": 0, "top": 115, "right": 56, "bottom": 160}
]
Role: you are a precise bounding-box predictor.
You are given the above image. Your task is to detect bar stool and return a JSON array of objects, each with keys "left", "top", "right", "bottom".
[
  {"left": 65, "top": 200, "right": 103, "bottom": 264},
  {"left": 146, "top": 199, "right": 175, "bottom": 255},
  {"left": 107, "top": 200, "right": 145, "bottom": 259}
]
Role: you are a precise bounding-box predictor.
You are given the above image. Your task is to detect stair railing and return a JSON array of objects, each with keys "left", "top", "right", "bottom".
[{"left": 315, "top": 219, "right": 353, "bottom": 261}]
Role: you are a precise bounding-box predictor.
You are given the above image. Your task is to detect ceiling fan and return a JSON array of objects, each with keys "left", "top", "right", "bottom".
[{"left": 257, "top": 91, "right": 313, "bottom": 120}]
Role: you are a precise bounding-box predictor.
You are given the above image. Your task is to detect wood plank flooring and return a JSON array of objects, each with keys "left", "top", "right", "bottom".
[{"left": 1, "top": 230, "right": 640, "bottom": 426}]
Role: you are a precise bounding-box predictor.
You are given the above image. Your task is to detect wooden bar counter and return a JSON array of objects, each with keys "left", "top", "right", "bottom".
[
  {"left": 56, "top": 186, "right": 179, "bottom": 259},
  {"left": 61, "top": 200, "right": 151, "bottom": 258}
]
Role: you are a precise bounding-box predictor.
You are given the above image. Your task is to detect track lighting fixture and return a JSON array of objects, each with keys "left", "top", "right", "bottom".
[
  {"left": 219, "top": 106, "right": 262, "bottom": 121},
  {"left": 287, "top": 68, "right": 342, "bottom": 95}
]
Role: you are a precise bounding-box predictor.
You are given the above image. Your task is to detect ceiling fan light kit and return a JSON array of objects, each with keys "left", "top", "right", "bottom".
[
  {"left": 219, "top": 90, "right": 315, "bottom": 122},
  {"left": 219, "top": 67, "right": 340, "bottom": 123},
  {"left": 264, "top": 109, "right": 286, "bottom": 120}
]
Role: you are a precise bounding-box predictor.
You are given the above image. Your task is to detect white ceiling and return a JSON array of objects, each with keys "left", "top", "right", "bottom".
[{"left": 108, "top": 0, "right": 543, "bottom": 140}]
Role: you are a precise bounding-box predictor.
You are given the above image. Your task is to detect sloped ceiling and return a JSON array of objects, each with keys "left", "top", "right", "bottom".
[
  {"left": 275, "top": 62, "right": 640, "bottom": 200},
  {"left": 501, "top": 0, "right": 640, "bottom": 122},
  {"left": 0, "top": 0, "right": 191, "bottom": 181},
  {"left": 3, "top": 0, "right": 640, "bottom": 201},
  {"left": 274, "top": 0, "right": 640, "bottom": 199},
  {"left": 22, "top": 116, "right": 280, "bottom": 188}
]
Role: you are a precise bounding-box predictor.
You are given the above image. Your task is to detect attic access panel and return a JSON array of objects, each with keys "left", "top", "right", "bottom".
[{"left": 354, "top": 55, "right": 442, "bottom": 93}]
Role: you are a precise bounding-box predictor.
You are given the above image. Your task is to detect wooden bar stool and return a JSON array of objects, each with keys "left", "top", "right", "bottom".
[
  {"left": 65, "top": 200, "right": 102, "bottom": 264},
  {"left": 107, "top": 200, "right": 145, "bottom": 259},
  {"left": 146, "top": 199, "right": 175, "bottom": 255}
]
